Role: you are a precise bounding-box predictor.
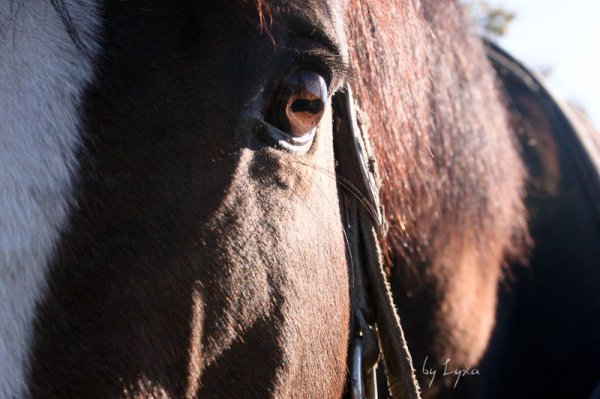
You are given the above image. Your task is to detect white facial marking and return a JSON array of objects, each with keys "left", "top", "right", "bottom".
[{"left": 0, "top": 1, "right": 100, "bottom": 396}]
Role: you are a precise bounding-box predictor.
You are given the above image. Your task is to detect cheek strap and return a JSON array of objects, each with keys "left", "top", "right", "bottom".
[{"left": 333, "top": 85, "right": 422, "bottom": 399}]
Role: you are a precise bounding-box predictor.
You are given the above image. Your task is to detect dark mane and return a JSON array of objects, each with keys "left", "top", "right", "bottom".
[
  {"left": 346, "top": 0, "right": 530, "bottom": 375},
  {"left": 348, "top": 0, "right": 528, "bottom": 271}
]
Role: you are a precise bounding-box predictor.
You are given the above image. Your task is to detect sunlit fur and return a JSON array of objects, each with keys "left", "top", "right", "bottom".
[
  {"left": 9, "top": 0, "right": 530, "bottom": 397},
  {"left": 27, "top": 1, "right": 350, "bottom": 397},
  {"left": 346, "top": 1, "right": 528, "bottom": 394}
]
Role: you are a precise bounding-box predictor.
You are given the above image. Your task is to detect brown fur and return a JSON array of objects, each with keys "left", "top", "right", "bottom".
[
  {"left": 30, "top": 1, "right": 349, "bottom": 397},
  {"left": 345, "top": 0, "right": 528, "bottom": 394},
  {"left": 25, "top": 0, "right": 528, "bottom": 397}
]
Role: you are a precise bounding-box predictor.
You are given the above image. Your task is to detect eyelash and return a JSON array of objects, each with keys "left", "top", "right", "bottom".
[
  {"left": 278, "top": 36, "right": 351, "bottom": 90},
  {"left": 293, "top": 53, "right": 350, "bottom": 90},
  {"left": 288, "top": 56, "right": 332, "bottom": 85}
]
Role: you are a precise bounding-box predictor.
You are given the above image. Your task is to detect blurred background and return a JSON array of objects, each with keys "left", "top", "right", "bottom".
[{"left": 467, "top": 0, "right": 600, "bottom": 131}]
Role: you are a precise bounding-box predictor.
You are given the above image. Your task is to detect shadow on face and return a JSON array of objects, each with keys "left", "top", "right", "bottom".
[{"left": 30, "top": 1, "right": 352, "bottom": 397}]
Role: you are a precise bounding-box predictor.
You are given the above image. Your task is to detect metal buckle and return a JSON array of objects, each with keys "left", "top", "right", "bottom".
[
  {"left": 349, "top": 336, "right": 365, "bottom": 399},
  {"left": 349, "top": 312, "right": 379, "bottom": 399}
]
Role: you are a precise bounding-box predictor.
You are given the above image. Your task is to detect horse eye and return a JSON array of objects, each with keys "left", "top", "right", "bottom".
[{"left": 268, "top": 69, "right": 328, "bottom": 138}]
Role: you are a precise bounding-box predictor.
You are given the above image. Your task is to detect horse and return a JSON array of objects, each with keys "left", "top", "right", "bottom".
[
  {"left": 477, "top": 42, "right": 600, "bottom": 399},
  {"left": 1, "top": 0, "right": 598, "bottom": 398}
]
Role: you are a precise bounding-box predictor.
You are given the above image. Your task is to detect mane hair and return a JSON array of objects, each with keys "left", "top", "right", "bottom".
[
  {"left": 242, "top": 0, "right": 273, "bottom": 37},
  {"left": 346, "top": 0, "right": 528, "bottom": 273},
  {"left": 245, "top": 0, "right": 529, "bottom": 272},
  {"left": 244, "top": 0, "right": 530, "bottom": 372},
  {"left": 345, "top": 0, "right": 530, "bottom": 373}
]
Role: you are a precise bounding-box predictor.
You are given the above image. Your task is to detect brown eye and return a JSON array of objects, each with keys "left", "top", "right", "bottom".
[{"left": 268, "top": 69, "right": 328, "bottom": 138}]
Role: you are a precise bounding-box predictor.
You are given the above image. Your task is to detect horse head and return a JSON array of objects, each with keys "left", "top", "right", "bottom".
[{"left": 1, "top": 0, "right": 528, "bottom": 397}]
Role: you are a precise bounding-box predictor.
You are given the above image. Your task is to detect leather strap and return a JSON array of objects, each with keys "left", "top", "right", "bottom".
[{"left": 334, "top": 86, "right": 422, "bottom": 399}]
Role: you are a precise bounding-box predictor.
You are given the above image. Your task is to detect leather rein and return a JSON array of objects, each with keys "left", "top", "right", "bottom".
[{"left": 333, "top": 86, "right": 422, "bottom": 399}]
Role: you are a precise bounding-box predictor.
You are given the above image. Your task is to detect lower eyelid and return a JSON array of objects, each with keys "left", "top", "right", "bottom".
[{"left": 254, "top": 119, "right": 316, "bottom": 154}]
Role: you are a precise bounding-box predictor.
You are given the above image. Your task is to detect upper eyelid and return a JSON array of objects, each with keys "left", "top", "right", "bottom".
[
  {"left": 284, "top": 37, "right": 352, "bottom": 89},
  {"left": 274, "top": 14, "right": 350, "bottom": 83},
  {"left": 278, "top": 13, "right": 346, "bottom": 61}
]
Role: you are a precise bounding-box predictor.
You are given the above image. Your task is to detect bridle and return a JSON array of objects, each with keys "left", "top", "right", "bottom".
[{"left": 333, "top": 86, "right": 422, "bottom": 399}]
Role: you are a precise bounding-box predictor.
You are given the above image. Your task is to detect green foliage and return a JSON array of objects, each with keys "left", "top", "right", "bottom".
[{"left": 464, "top": 1, "right": 516, "bottom": 39}]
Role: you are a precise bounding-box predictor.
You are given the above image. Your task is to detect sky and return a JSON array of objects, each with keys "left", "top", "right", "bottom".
[{"left": 486, "top": 0, "right": 600, "bottom": 129}]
